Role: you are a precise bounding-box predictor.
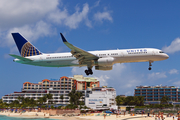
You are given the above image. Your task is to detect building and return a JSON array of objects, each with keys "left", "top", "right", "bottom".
[
  {"left": 85, "top": 86, "right": 116, "bottom": 110},
  {"left": 134, "top": 85, "right": 180, "bottom": 103},
  {"left": 2, "top": 75, "right": 99, "bottom": 104},
  {"left": 71, "top": 75, "right": 99, "bottom": 90}
]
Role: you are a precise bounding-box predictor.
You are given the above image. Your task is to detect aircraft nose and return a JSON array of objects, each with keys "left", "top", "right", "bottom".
[{"left": 164, "top": 54, "right": 169, "bottom": 59}]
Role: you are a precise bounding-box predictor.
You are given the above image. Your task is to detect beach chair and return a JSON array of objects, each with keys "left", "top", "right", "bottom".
[
  {"left": 96, "top": 113, "right": 100, "bottom": 116},
  {"left": 90, "top": 113, "right": 94, "bottom": 116},
  {"left": 106, "top": 113, "right": 111, "bottom": 116}
]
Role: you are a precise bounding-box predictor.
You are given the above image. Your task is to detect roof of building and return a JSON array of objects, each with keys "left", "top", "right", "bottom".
[
  {"left": 136, "top": 85, "right": 177, "bottom": 89},
  {"left": 70, "top": 75, "right": 99, "bottom": 82}
]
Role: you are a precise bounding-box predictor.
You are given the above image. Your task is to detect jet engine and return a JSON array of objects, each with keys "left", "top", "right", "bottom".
[
  {"left": 95, "top": 66, "right": 112, "bottom": 71},
  {"left": 94, "top": 57, "right": 114, "bottom": 71}
]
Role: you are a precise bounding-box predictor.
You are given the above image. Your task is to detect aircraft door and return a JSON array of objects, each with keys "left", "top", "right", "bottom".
[{"left": 152, "top": 51, "right": 155, "bottom": 55}]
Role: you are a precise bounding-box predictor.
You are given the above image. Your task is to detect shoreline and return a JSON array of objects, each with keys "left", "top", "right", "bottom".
[{"left": 0, "top": 112, "right": 177, "bottom": 120}]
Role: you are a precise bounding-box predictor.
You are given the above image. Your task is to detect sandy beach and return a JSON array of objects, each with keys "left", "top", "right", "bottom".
[{"left": 0, "top": 112, "right": 177, "bottom": 120}]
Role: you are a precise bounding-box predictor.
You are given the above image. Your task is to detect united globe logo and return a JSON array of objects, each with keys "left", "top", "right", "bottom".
[{"left": 21, "top": 42, "right": 41, "bottom": 57}]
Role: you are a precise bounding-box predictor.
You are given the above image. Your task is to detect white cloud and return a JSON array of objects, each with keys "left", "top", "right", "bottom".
[
  {"left": 173, "top": 81, "right": 180, "bottom": 86},
  {"left": 0, "top": 21, "right": 53, "bottom": 52},
  {"left": 0, "top": 0, "right": 59, "bottom": 30},
  {"left": 93, "top": 0, "right": 100, "bottom": 8},
  {"left": 162, "top": 37, "right": 180, "bottom": 54},
  {"left": 48, "top": 3, "right": 92, "bottom": 29},
  {"left": 71, "top": 63, "right": 142, "bottom": 96},
  {"left": 169, "top": 69, "right": 179, "bottom": 75},
  {"left": 94, "top": 10, "right": 113, "bottom": 23},
  {"left": 0, "top": 1, "right": 113, "bottom": 53},
  {"left": 148, "top": 72, "right": 167, "bottom": 80}
]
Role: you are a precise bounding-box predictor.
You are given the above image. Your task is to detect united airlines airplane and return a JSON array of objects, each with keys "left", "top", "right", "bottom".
[{"left": 10, "top": 33, "right": 169, "bottom": 75}]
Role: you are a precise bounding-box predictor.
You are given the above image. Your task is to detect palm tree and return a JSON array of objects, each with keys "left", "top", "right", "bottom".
[
  {"left": 45, "top": 93, "right": 53, "bottom": 105},
  {"left": 29, "top": 98, "right": 37, "bottom": 108},
  {"left": 134, "top": 96, "right": 144, "bottom": 106},
  {"left": 75, "top": 91, "right": 83, "bottom": 105},
  {"left": 68, "top": 89, "right": 83, "bottom": 106},
  {"left": 60, "top": 95, "right": 64, "bottom": 103},
  {"left": 68, "top": 89, "right": 77, "bottom": 105},
  {"left": 10, "top": 100, "right": 20, "bottom": 108},
  {"left": 160, "top": 96, "right": 169, "bottom": 104},
  {"left": 17, "top": 96, "right": 24, "bottom": 104},
  {"left": 38, "top": 96, "right": 47, "bottom": 107}
]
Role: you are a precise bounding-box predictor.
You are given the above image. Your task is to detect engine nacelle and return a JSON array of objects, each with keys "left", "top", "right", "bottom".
[
  {"left": 95, "top": 57, "right": 114, "bottom": 66},
  {"left": 95, "top": 66, "right": 113, "bottom": 71}
]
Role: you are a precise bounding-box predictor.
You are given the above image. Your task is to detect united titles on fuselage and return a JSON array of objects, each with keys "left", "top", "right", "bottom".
[{"left": 127, "top": 49, "right": 147, "bottom": 54}]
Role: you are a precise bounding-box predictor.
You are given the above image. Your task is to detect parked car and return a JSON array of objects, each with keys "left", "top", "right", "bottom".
[
  {"left": 112, "top": 110, "right": 117, "bottom": 114},
  {"left": 136, "top": 110, "right": 144, "bottom": 114},
  {"left": 105, "top": 110, "right": 113, "bottom": 113}
]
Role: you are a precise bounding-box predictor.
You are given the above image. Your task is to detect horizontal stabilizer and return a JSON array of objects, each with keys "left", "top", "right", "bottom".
[{"left": 9, "top": 54, "right": 32, "bottom": 62}]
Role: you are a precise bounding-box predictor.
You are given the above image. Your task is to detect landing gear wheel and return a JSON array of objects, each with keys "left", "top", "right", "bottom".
[
  {"left": 148, "top": 67, "right": 152, "bottom": 70},
  {"left": 88, "top": 69, "right": 93, "bottom": 75},
  {"left": 85, "top": 70, "right": 89, "bottom": 75},
  {"left": 85, "top": 69, "right": 93, "bottom": 75}
]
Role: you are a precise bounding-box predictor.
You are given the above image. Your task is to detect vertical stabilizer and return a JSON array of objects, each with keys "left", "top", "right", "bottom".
[{"left": 11, "top": 33, "right": 42, "bottom": 57}]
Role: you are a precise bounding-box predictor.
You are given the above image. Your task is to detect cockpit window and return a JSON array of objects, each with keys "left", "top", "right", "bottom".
[{"left": 159, "top": 51, "right": 164, "bottom": 53}]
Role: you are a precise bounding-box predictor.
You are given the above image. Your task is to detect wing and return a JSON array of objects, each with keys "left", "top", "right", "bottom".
[
  {"left": 9, "top": 54, "right": 33, "bottom": 62},
  {"left": 60, "top": 33, "right": 99, "bottom": 65}
]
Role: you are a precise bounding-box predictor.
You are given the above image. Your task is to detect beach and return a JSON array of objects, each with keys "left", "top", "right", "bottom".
[{"left": 0, "top": 112, "right": 177, "bottom": 120}]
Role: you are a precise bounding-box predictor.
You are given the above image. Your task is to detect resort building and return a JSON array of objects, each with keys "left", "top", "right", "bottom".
[
  {"left": 2, "top": 75, "right": 99, "bottom": 104},
  {"left": 134, "top": 85, "right": 180, "bottom": 103},
  {"left": 85, "top": 86, "right": 117, "bottom": 110}
]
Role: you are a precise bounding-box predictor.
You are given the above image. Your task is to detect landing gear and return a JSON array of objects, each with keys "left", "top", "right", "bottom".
[
  {"left": 85, "top": 68, "right": 93, "bottom": 75},
  {"left": 148, "top": 61, "right": 153, "bottom": 70}
]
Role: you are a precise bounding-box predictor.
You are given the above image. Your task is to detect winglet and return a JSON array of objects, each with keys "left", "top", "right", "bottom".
[{"left": 60, "top": 33, "right": 67, "bottom": 42}]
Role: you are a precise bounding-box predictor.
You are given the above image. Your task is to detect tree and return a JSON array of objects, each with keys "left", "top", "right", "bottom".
[
  {"left": 38, "top": 96, "right": 47, "bottom": 107},
  {"left": 60, "top": 95, "right": 64, "bottom": 103},
  {"left": 160, "top": 96, "right": 169, "bottom": 104},
  {"left": 29, "top": 98, "right": 37, "bottom": 108},
  {"left": 68, "top": 89, "right": 83, "bottom": 106},
  {"left": 134, "top": 96, "right": 144, "bottom": 106},
  {"left": 45, "top": 93, "right": 53, "bottom": 105},
  {"left": 124, "top": 96, "right": 135, "bottom": 105},
  {"left": 76, "top": 91, "right": 83, "bottom": 105},
  {"left": 116, "top": 95, "right": 125, "bottom": 110},
  {"left": 17, "top": 96, "right": 24, "bottom": 104},
  {"left": 10, "top": 100, "right": 20, "bottom": 108},
  {"left": 175, "top": 105, "right": 180, "bottom": 111}
]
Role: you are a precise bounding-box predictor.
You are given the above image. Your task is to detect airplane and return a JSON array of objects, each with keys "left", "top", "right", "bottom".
[{"left": 10, "top": 33, "right": 169, "bottom": 75}]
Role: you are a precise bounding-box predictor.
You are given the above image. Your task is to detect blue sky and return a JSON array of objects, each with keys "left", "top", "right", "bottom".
[{"left": 1, "top": 0, "right": 180, "bottom": 97}]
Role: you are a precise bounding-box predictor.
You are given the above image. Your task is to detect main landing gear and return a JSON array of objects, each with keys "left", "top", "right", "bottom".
[
  {"left": 148, "top": 61, "right": 153, "bottom": 70},
  {"left": 85, "top": 68, "right": 93, "bottom": 76}
]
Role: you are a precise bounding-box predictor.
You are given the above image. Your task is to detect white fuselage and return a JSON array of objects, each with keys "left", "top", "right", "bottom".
[{"left": 14, "top": 48, "right": 169, "bottom": 68}]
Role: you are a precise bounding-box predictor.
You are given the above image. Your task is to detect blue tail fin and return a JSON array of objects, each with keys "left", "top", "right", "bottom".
[{"left": 11, "top": 33, "right": 42, "bottom": 57}]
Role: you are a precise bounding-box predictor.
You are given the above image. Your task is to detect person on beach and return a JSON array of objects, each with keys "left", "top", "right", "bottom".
[
  {"left": 141, "top": 110, "right": 144, "bottom": 116},
  {"left": 124, "top": 111, "right": 126, "bottom": 116},
  {"left": 116, "top": 113, "right": 118, "bottom": 118},
  {"left": 161, "top": 112, "right": 164, "bottom": 120},
  {"left": 178, "top": 112, "right": 180, "bottom": 120},
  {"left": 104, "top": 114, "right": 106, "bottom": 119}
]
